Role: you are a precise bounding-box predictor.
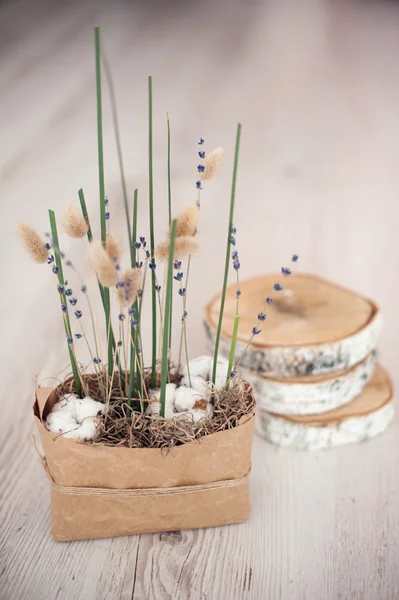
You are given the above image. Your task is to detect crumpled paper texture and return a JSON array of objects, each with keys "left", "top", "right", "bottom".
[{"left": 34, "top": 386, "right": 255, "bottom": 541}]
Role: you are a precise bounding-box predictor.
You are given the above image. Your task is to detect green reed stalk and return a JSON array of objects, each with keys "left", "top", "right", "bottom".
[
  {"left": 167, "top": 114, "right": 172, "bottom": 226},
  {"left": 167, "top": 113, "right": 173, "bottom": 367},
  {"left": 78, "top": 187, "right": 121, "bottom": 374},
  {"left": 48, "top": 210, "right": 82, "bottom": 396},
  {"left": 128, "top": 190, "right": 142, "bottom": 406},
  {"left": 159, "top": 219, "right": 177, "bottom": 417},
  {"left": 102, "top": 49, "right": 132, "bottom": 261},
  {"left": 95, "top": 26, "right": 113, "bottom": 378},
  {"left": 225, "top": 315, "right": 240, "bottom": 389},
  {"left": 148, "top": 76, "right": 157, "bottom": 387},
  {"left": 211, "top": 123, "right": 242, "bottom": 386}
]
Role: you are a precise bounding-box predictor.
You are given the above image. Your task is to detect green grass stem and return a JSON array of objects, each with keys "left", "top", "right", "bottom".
[
  {"left": 211, "top": 123, "right": 242, "bottom": 386},
  {"left": 159, "top": 219, "right": 177, "bottom": 417}
]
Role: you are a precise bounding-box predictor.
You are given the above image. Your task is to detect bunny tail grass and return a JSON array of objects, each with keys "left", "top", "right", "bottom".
[{"left": 17, "top": 224, "right": 49, "bottom": 264}]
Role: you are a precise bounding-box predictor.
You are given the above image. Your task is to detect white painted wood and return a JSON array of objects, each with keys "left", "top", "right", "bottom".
[{"left": 1, "top": 1, "right": 399, "bottom": 599}]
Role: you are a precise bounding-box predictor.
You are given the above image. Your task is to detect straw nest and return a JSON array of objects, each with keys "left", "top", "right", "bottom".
[{"left": 56, "top": 369, "right": 255, "bottom": 449}]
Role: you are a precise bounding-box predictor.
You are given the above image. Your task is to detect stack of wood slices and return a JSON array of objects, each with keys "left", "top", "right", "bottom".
[{"left": 204, "top": 274, "right": 394, "bottom": 450}]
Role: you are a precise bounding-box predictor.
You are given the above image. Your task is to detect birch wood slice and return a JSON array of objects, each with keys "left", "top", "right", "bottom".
[
  {"left": 256, "top": 365, "right": 394, "bottom": 450},
  {"left": 242, "top": 351, "right": 377, "bottom": 416},
  {"left": 204, "top": 274, "right": 382, "bottom": 378}
]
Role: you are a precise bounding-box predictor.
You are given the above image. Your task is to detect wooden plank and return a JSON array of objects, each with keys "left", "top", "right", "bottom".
[{"left": 1, "top": 0, "right": 399, "bottom": 599}]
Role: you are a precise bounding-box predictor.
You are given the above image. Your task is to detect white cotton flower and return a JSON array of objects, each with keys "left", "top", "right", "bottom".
[
  {"left": 75, "top": 397, "right": 105, "bottom": 424},
  {"left": 145, "top": 384, "right": 176, "bottom": 419},
  {"left": 181, "top": 375, "right": 211, "bottom": 399},
  {"left": 182, "top": 356, "right": 211, "bottom": 379},
  {"left": 177, "top": 405, "right": 213, "bottom": 423},
  {"left": 63, "top": 417, "right": 98, "bottom": 440},
  {"left": 174, "top": 387, "right": 199, "bottom": 412},
  {"left": 52, "top": 394, "right": 79, "bottom": 419},
  {"left": 46, "top": 411, "right": 79, "bottom": 435}
]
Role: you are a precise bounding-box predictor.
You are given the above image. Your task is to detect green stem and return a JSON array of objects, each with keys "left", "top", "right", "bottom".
[
  {"left": 225, "top": 315, "right": 240, "bottom": 389},
  {"left": 211, "top": 123, "right": 242, "bottom": 386},
  {"left": 167, "top": 113, "right": 173, "bottom": 369},
  {"left": 48, "top": 210, "right": 82, "bottom": 396},
  {"left": 78, "top": 187, "right": 120, "bottom": 375},
  {"left": 159, "top": 219, "right": 177, "bottom": 417},
  {"left": 148, "top": 76, "right": 157, "bottom": 387},
  {"left": 95, "top": 26, "right": 113, "bottom": 378},
  {"left": 167, "top": 114, "right": 172, "bottom": 226},
  {"left": 128, "top": 190, "right": 139, "bottom": 405},
  {"left": 102, "top": 49, "right": 132, "bottom": 262}
]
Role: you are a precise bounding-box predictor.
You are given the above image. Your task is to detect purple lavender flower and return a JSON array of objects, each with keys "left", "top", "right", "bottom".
[{"left": 274, "top": 283, "right": 283, "bottom": 292}]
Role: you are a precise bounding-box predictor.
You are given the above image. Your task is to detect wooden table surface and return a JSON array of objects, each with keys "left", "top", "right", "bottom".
[{"left": 1, "top": 0, "right": 399, "bottom": 598}]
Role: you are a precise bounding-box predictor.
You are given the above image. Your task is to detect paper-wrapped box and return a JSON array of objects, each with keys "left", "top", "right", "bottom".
[{"left": 34, "top": 387, "right": 255, "bottom": 542}]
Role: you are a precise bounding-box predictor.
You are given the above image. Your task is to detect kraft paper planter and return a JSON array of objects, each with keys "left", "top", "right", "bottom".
[{"left": 34, "top": 386, "right": 255, "bottom": 542}]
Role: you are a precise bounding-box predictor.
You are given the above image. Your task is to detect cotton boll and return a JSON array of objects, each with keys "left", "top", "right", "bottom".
[
  {"left": 182, "top": 375, "right": 210, "bottom": 398},
  {"left": 214, "top": 359, "right": 229, "bottom": 381},
  {"left": 145, "top": 385, "right": 176, "bottom": 419},
  {"left": 149, "top": 388, "right": 160, "bottom": 401},
  {"left": 176, "top": 408, "right": 209, "bottom": 423},
  {"left": 164, "top": 383, "right": 176, "bottom": 419},
  {"left": 63, "top": 417, "right": 98, "bottom": 440},
  {"left": 46, "top": 412, "right": 79, "bottom": 435},
  {"left": 51, "top": 394, "right": 79, "bottom": 419},
  {"left": 174, "top": 387, "right": 198, "bottom": 412},
  {"left": 145, "top": 401, "right": 160, "bottom": 416},
  {"left": 75, "top": 397, "right": 105, "bottom": 424},
  {"left": 213, "top": 374, "right": 228, "bottom": 391},
  {"left": 182, "top": 356, "right": 211, "bottom": 379}
]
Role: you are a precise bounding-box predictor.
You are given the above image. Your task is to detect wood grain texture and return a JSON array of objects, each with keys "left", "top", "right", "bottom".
[{"left": 1, "top": 0, "right": 399, "bottom": 598}]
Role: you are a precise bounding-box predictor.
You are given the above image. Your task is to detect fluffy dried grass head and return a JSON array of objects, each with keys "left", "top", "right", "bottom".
[
  {"left": 62, "top": 204, "right": 88, "bottom": 239},
  {"left": 176, "top": 204, "right": 199, "bottom": 238},
  {"left": 88, "top": 241, "right": 119, "bottom": 287},
  {"left": 106, "top": 234, "right": 121, "bottom": 264},
  {"left": 17, "top": 223, "right": 49, "bottom": 264},
  {"left": 117, "top": 268, "right": 141, "bottom": 308},
  {"left": 202, "top": 147, "right": 224, "bottom": 181},
  {"left": 155, "top": 236, "right": 199, "bottom": 261}
]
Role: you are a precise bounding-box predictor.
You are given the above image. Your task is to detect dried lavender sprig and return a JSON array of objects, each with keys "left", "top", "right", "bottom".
[
  {"left": 225, "top": 226, "right": 241, "bottom": 388},
  {"left": 48, "top": 210, "right": 82, "bottom": 396},
  {"left": 78, "top": 187, "right": 120, "bottom": 378},
  {"left": 235, "top": 256, "right": 299, "bottom": 370},
  {"left": 177, "top": 259, "right": 192, "bottom": 385},
  {"left": 212, "top": 123, "right": 241, "bottom": 387}
]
